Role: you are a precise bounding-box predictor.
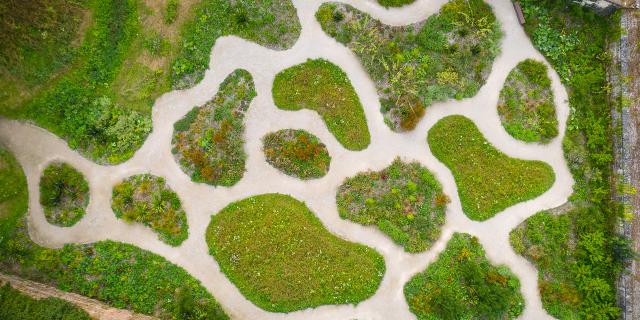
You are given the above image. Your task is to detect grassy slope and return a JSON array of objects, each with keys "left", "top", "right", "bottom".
[
  {"left": 0, "top": 145, "right": 227, "bottom": 319},
  {"left": 111, "top": 174, "right": 188, "bottom": 246},
  {"left": 273, "top": 59, "right": 370, "bottom": 151},
  {"left": 336, "top": 159, "right": 447, "bottom": 253},
  {"left": 263, "top": 129, "right": 331, "bottom": 179},
  {"left": 0, "top": 283, "right": 91, "bottom": 320},
  {"left": 428, "top": 115, "right": 555, "bottom": 220},
  {"left": 508, "top": 1, "right": 627, "bottom": 319},
  {"left": 404, "top": 233, "right": 524, "bottom": 319},
  {"left": 206, "top": 193, "right": 385, "bottom": 312}
]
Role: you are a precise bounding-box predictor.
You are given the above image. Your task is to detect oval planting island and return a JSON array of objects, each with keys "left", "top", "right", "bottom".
[{"left": 206, "top": 193, "right": 385, "bottom": 312}]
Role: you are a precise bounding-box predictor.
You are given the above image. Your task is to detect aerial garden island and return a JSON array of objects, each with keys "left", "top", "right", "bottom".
[{"left": 0, "top": 0, "right": 636, "bottom": 319}]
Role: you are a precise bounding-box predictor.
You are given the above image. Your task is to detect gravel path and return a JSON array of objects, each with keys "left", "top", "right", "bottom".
[{"left": 0, "top": 0, "right": 573, "bottom": 319}]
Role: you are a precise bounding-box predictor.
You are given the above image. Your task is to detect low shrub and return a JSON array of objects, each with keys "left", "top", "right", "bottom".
[
  {"left": 111, "top": 174, "right": 188, "bottom": 246},
  {"left": 377, "top": 0, "right": 416, "bottom": 8},
  {"left": 428, "top": 115, "right": 555, "bottom": 220},
  {"left": 272, "top": 59, "right": 370, "bottom": 150},
  {"left": 172, "top": 69, "right": 256, "bottom": 186},
  {"left": 206, "top": 193, "right": 385, "bottom": 312},
  {"left": 336, "top": 158, "right": 448, "bottom": 252},
  {"left": 39, "top": 162, "right": 89, "bottom": 227},
  {"left": 498, "top": 59, "right": 558, "bottom": 143},
  {"left": 405, "top": 233, "right": 524, "bottom": 319},
  {"left": 263, "top": 129, "right": 331, "bottom": 179}
]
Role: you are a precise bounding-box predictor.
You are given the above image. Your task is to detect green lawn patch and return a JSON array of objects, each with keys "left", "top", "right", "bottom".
[
  {"left": 377, "top": 0, "right": 416, "bottom": 8},
  {"left": 510, "top": 208, "right": 626, "bottom": 319},
  {"left": 317, "top": 0, "right": 502, "bottom": 131},
  {"left": 39, "top": 162, "right": 89, "bottom": 227},
  {"left": 498, "top": 59, "right": 558, "bottom": 143},
  {"left": 206, "top": 193, "right": 385, "bottom": 312},
  {"left": 272, "top": 59, "right": 370, "bottom": 151},
  {"left": 172, "top": 69, "right": 256, "bottom": 186},
  {"left": 263, "top": 129, "right": 331, "bottom": 179},
  {"left": 0, "top": 283, "right": 91, "bottom": 320},
  {"left": 405, "top": 233, "right": 524, "bottom": 319},
  {"left": 428, "top": 115, "right": 555, "bottom": 220},
  {"left": 0, "top": 145, "right": 228, "bottom": 319},
  {"left": 112, "top": 174, "right": 188, "bottom": 246},
  {"left": 336, "top": 158, "right": 448, "bottom": 253}
]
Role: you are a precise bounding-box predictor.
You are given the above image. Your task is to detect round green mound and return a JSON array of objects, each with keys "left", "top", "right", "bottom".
[
  {"left": 206, "top": 193, "right": 385, "bottom": 312},
  {"left": 263, "top": 129, "right": 331, "bottom": 179},
  {"left": 405, "top": 233, "right": 524, "bottom": 319},
  {"left": 39, "top": 162, "right": 89, "bottom": 227}
]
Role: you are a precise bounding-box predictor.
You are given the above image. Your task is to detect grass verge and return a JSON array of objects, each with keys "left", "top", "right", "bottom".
[
  {"left": 263, "top": 129, "right": 331, "bottom": 179},
  {"left": 206, "top": 193, "right": 385, "bottom": 312},
  {"left": 428, "top": 115, "right": 555, "bottom": 220},
  {"left": 0, "top": 283, "right": 91, "bottom": 320}
]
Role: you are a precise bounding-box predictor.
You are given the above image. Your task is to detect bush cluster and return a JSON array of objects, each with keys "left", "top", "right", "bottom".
[
  {"left": 272, "top": 59, "right": 371, "bottom": 151},
  {"left": 336, "top": 158, "right": 448, "bottom": 252},
  {"left": 172, "top": 69, "right": 256, "bottom": 186},
  {"left": 263, "top": 129, "right": 331, "bottom": 179},
  {"left": 317, "top": 0, "right": 502, "bottom": 131},
  {"left": 405, "top": 233, "right": 524, "bottom": 319},
  {"left": 39, "top": 162, "right": 89, "bottom": 227},
  {"left": 206, "top": 193, "right": 385, "bottom": 312},
  {"left": 111, "top": 174, "right": 188, "bottom": 246}
]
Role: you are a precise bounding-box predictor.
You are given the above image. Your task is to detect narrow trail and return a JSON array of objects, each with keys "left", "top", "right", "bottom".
[{"left": 0, "top": 0, "right": 573, "bottom": 319}]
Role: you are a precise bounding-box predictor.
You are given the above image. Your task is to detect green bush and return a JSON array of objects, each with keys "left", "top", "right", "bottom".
[
  {"left": 272, "top": 59, "right": 371, "bottom": 150},
  {"left": 0, "top": 283, "right": 91, "bottom": 320},
  {"left": 206, "top": 193, "right": 385, "bottom": 312},
  {"left": 336, "top": 158, "right": 448, "bottom": 252},
  {"left": 428, "top": 115, "right": 555, "bottom": 220},
  {"left": 498, "top": 59, "right": 558, "bottom": 143},
  {"left": 0, "top": 146, "right": 228, "bottom": 320},
  {"left": 317, "top": 0, "right": 502, "bottom": 131},
  {"left": 164, "top": 0, "right": 178, "bottom": 24},
  {"left": 405, "top": 233, "right": 524, "bottom": 319},
  {"left": 111, "top": 174, "right": 188, "bottom": 246},
  {"left": 263, "top": 129, "right": 331, "bottom": 179},
  {"left": 39, "top": 162, "right": 89, "bottom": 227},
  {"left": 172, "top": 69, "right": 256, "bottom": 186},
  {"left": 377, "top": 0, "right": 416, "bottom": 7}
]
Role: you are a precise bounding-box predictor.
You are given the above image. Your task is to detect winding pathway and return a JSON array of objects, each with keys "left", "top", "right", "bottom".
[{"left": 0, "top": 0, "right": 574, "bottom": 319}]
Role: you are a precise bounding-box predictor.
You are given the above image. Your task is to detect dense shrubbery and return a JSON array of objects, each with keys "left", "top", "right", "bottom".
[
  {"left": 317, "top": 0, "right": 502, "bottom": 131},
  {"left": 112, "top": 174, "right": 188, "bottom": 246},
  {"left": 173, "top": 70, "right": 256, "bottom": 186},
  {"left": 272, "top": 59, "right": 371, "bottom": 150},
  {"left": 263, "top": 129, "right": 331, "bottom": 179},
  {"left": 405, "top": 233, "right": 524, "bottom": 319},
  {"left": 498, "top": 59, "right": 558, "bottom": 143},
  {"left": 428, "top": 115, "right": 555, "bottom": 220},
  {"left": 206, "top": 193, "right": 385, "bottom": 312},
  {"left": 171, "top": 0, "right": 301, "bottom": 88},
  {"left": 512, "top": 1, "right": 628, "bottom": 318},
  {"left": 0, "top": 146, "right": 228, "bottom": 319},
  {"left": 39, "top": 162, "right": 89, "bottom": 227},
  {"left": 336, "top": 159, "right": 448, "bottom": 252},
  {"left": 0, "top": 283, "right": 91, "bottom": 320}
]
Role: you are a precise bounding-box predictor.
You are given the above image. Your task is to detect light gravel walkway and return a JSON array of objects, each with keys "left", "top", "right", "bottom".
[{"left": 0, "top": 0, "right": 573, "bottom": 319}]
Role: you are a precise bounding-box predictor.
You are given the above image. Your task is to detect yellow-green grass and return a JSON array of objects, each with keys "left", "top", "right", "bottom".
[
  {"left": 427, "top": 115, "right": 555, "bottom": 220},
  {"left": 206, "top": 193, "right": 385, "bottom": 312},
  {"left": 272, "top": 59, "right": 370, "bottom": 151}
]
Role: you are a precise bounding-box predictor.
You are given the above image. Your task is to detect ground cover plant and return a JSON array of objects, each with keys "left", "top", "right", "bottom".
[
  {"left": 336, "top": 158, "right": 448, "bottom": 252},
  {"left": 512, "top": 1, "right": 629, "bottom": 318},
  {"left": 173, "top": 69, "right": 255, "bottom": 186},
  {"left": 377, "top": 0, "right": 416, "bottom": 8},
  {"left": 263, "top": 129, "right": 331, "bottom": 179},
  {"left": 428, "top": 115, "right": 555, "bottom": 220},
  {"left": 272, "top": 59, "right": 370, "bottom": 150},
  {"left": 404, "top": 233, "right": 524, "bottom": 319},
  {"left": 316, "top": 0, "right": 502, "bottom": 131},
  {"left": 111, "top": 174, "right": 188, "bottom": 246},
  {"left": 39, "top": 162, "right": 89, "bottom": 227},
  {"left": 0, "top": 283, "right": 91, "bottom": 320},
  {"left": 498, "top": 59, "right": 558, "bottom": 143},
  {"left": 206, "top": 193, "right": 385, "bottom": 312},
  {"left": 510, "top": 207, "right": 625, "bottom": 319},
  {"left": 0, "top": 146, "right": 228, "bottom": 319}
]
